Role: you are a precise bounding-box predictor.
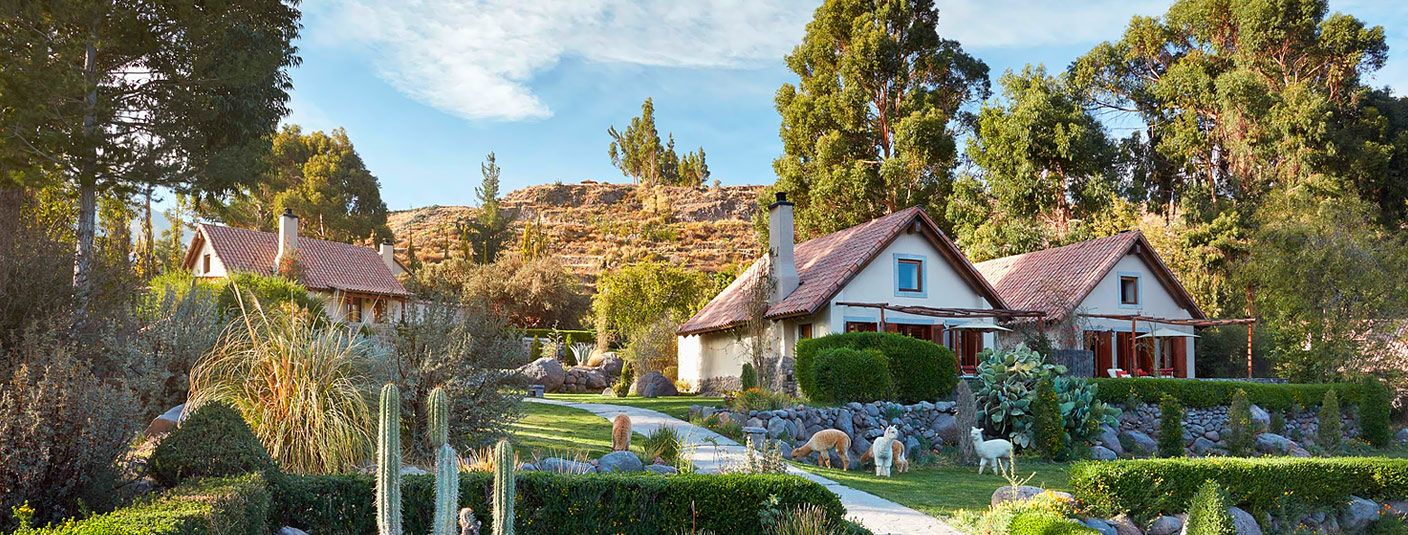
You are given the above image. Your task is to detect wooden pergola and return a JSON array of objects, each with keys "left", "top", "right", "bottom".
[
  {"left": 1079, "top": 313, "right": 1258, "bottom": 378},
  {"left": 835, "top": 302, "right": 1045, "bottom": 327}
]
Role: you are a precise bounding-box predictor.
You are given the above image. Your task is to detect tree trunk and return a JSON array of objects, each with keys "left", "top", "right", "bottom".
[
  {"left": 72, "top": 37, "right": 101, "bottom": 331},
  {"left": 140, "top": 186, "right": 155, "bottom": 277}
]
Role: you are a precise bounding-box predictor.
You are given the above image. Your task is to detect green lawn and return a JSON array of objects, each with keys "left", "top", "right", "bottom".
[
  {"left": 544, "top": 393, "right": 725, "bottom": 420},
  {"left": 795, "top": 457, "right": 1072, "bottom": 519},
  {"left": 508, "top": 401, "right": 619, "bottom": 459}
]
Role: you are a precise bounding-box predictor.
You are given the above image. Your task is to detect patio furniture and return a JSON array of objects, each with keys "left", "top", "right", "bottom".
[{"left": 526, "top": 384, "right": 545, "bottom": 398}]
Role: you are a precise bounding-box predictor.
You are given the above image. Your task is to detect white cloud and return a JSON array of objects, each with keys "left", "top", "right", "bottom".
[{"left": 305, "top": 0, "right": 1182, "bottom": 122}]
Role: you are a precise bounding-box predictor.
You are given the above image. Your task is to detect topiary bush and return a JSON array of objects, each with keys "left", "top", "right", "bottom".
[
  {"left": 149, "top": 403, "right": 277, "bottom": 487},
  {"left": 1069, "top": 457, "right": 1408, "bottom": 519},
  {"left": 1360, "top": 378, "right": 1392, "bottom": 448},
  {"left": 1031, "top": 378, "right": 1064, "bottom": 460},
  {"left": 740, "top": 362, "right": 758, "bottom": 391},
  {"left": 1319, "top": 389, "right": 1342, "bottom": 454},
  {"left": 1225, "top": 389, "right": 1254, "bottom": 456},
  {"left": 795, "top": 332, "right": 956, "bottom": 403},
  {"left": 1158, "top": 394, "right": 1185, "bottom": 458},
  {"left": 1184, "top": 479, "right": 1235, "bottom": 535},
  {"left": 812, "top": 347, "right": 893, "bottom": 404}
]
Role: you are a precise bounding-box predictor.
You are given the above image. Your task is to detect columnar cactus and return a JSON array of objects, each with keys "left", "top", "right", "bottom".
[
  {"left": 433, "top": 443, "right": 460, "bottom": 535},
  {"left": 491, "top": 439, "right": 514, "bottom": 535},
  {"left": 428, "top": 386, "right": 449, "bottom": 448},
  {"left": 377, "top": 383, "right": 403, "bottom": 535}
]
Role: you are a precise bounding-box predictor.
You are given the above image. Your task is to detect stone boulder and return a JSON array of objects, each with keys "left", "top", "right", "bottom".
[
  {"left": 1253, "top": 433, "right": 1293, "bottom": 455},
  {"left": 1082, "top": 518, "right": 1118, "bottom": 535},
  {"left": 1249, "top": 405, "right": 1270, "bottom": 431},
  {"left": 1396, "top": 428, "right": 1408, "bottom": 445},
  {"left": 1228, "top": 506, "right": 1261, "bottom": 535},
  {"left": 278, "top": 528, "right": 310, "bottom": 535},
  {"left": 560, "top": 366, "right": 610, "bottom": 393},
  {"left": 646, "top": 463, "right": 678, "bottom": 475},
  {"left": 1090, "top": 445, "right": 1118, "bottom": 461},
  {"left": 1147, "top": 515, "right": 1182, "bottom": 535},
  {"left": 517, "top": 357, "right": 565, "bottom": 393},
  {"left": 538, "top": 457, "right": 595, "bottom": 474},
  {"left": 1119, "top": 430, "right": 1157, "bottom": 456},
  {"left": 592, "top": 353, "right": 625, "bottom": 378},
  {"left": 1340, "top": 496, "right": 1380, "bottom": 533},
  {"left": 1109, "top": 514, "right": 1143, "bottom": 535},
  {"left": 991, "top": 485, "right": 1074, "bottom": 506},
  {"left": 630, "top": 371, "right": 678, "bottom": 398},
  {"left": 1099, "top": 425, "right": 1125, "bottom": 456},
  {"left": 934, "top": 414, "right": 960, "bottom": 444},
  {"left": 598, "top": 451, "right": 645, "bottom": 473}
]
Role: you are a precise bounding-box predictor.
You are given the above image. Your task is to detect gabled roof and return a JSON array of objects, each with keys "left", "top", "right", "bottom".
[
  {"left": 185, "top": 223, "right": 411, "bottom": 298},
  {"left": 678, "top": 207, "right": 1007, "bottom": 336},
  {"left": 973, "top": 230, "right": 1204, "bottom": 323}
]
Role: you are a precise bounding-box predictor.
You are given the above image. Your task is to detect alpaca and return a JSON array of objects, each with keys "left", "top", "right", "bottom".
[
  {"left": 970, "top": 427, "right": 1014, "bottom": 475},
  {"left": 791, "top": 429, "right": 851, "bottom": 470},
  {"left": 869, "top": 426, "right": 899, "bottom": 477},
  {"left": 612, "top": 413, "right": 632, "bottom": 451},
  {"left": 862, "top": 439, "right": 910, "bottom": 474}
]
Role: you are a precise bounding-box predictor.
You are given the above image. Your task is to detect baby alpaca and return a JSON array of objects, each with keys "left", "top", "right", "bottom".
[
  {"left": 970, "top": 427, "right": 1014, "bottom": 475},
  {"left": 869, "top": 426, "right": 900, "bottom": 477},
  {"left": 862, "top": 439, "right": 910, "bottom": 474},
  {"left": 612, "top": 413, "right": 632, "bottom": 451},
  {"left": 791, "top": 429, "right": 851, "bottom": 471}
]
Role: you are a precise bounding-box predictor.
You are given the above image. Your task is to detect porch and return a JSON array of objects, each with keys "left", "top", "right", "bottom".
[
  {"left": 835, "top": 302, "right": 1044, "bottom": 375},
  {"left": 1079, "top": 313, "right": 1257, "bottom": 379}
]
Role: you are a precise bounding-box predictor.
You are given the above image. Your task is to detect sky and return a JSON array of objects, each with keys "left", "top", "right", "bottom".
[{"left": 285, "top": 0, "right": 1408, "bottom": 212}]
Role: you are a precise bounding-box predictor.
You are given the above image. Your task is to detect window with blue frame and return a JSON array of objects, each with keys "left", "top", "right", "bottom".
[{"left": 896, "top": 258, "right": 923, "bottom": 293}]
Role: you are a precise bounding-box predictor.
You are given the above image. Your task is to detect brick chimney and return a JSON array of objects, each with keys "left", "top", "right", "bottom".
[
  {"left": 379, "top": 239, "right": 397, "bottom": 273},
  {"left": 275, "top": 208, "right": 298, "bottom": 268},
  {"left": 768, "top": 192, "right": 800, "bottom": 303}
]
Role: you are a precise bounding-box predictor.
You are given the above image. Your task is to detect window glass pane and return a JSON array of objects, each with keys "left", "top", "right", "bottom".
[
  {"left": 1120, "top": 276, "right": 1138, "bottom": 304},
  {"left": 897, "top": 259, "right": 922, "bottom": 291}
]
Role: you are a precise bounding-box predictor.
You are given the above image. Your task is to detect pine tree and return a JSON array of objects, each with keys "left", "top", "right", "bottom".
[
  {"left": 1185, "top": 480, "right": 1236, "bottom": 535},
  {"left": 465, "top": 152, "right": 516, "bottom": 264},
  {"left": 1318, "top": 389, "right": 1342, "bottom": 454},
  {"left": 1031, "top": 377, "right": 1065, "bottom": 460},
  {"left": 1226, "top": 389, "right": 1254, "bottom": 456},
  {"left": 1158, "top": 394, "right": 1185, "bottom": 458}
]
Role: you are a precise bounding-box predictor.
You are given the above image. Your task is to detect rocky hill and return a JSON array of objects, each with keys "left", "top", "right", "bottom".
[{"left": 387, "top": 181, "right": 764, "bottom": 280}]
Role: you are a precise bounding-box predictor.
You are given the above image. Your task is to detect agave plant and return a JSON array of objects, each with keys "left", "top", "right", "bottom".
[
  {"left": 974, "top": 344, "right": 1117, "bottom": 449},
  {"left": 189, "top": 303, "right": 377, "bottom": 474}
]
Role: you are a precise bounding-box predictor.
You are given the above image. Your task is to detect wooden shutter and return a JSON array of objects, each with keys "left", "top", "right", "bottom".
[
  {"left": 1115, "top": 332, "right": 1133, "bottom": 371},
  {"left": 1171, "top": 337, "right": 1188, "bottom": 378}
]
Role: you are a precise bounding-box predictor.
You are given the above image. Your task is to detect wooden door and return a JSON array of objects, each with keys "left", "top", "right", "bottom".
[{"left": 1171, "top": 337, "right": 1188, "bottom": 378}]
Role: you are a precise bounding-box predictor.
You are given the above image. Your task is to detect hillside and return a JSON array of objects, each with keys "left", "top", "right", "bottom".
[{"left": 387, "top": 181, "right": 764, "bottom": 280}]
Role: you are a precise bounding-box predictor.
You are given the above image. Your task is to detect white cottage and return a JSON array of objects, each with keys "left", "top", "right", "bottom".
[
  {"left": 676, "top": 194, "right": 1010, "bottom": 393},
  {"left": 182, "top": 209, "right": 412, "bottom": 324},
  {"left": 974, "top": 231, "right": 1207, "bottom": 378}
]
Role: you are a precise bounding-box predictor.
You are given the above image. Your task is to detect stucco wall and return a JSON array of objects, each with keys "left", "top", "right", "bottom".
[{"left": 189, "top": 236, "right": 229, "bottom": 278}]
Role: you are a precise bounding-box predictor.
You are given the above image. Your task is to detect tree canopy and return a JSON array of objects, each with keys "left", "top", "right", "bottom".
[
  {"left": 608, "top": 98, "right": 710, "bottom": 187},
  {"left": 459, "top": 152, "right": 516, "bottom": 264}
]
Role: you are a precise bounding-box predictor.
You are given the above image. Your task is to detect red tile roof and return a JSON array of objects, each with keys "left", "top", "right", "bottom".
[
  {"left": 973, "top": 231, "right": 1204, "bottom": 323},
  {"left": 189, "top": 223, "right": 410, "bottom": 297},
  {"left": 678, "top": 207, "right": 1007, "bottom": 336}
]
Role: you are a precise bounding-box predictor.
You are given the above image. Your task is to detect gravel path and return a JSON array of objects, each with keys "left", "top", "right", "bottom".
[{"left": 525, "top": 397, "right": 961, "bottom": 535}]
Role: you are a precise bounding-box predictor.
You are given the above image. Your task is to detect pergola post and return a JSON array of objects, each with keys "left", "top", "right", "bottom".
[{"left": 1246, "top": 323, "right": 1254, "bottom": 379}]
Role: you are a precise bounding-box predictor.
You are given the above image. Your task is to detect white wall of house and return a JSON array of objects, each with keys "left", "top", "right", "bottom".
[
  {"left": 678, "top": 329, "right": 757, "bottom": 389},
  {"left": 1067, "top": 254, "right": 1197, "bottom": 376},
  {"left": 190, "top": 237, "right": 229, "bottom": 278}
]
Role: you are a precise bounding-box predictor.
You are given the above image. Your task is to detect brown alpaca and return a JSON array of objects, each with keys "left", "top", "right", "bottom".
[
  {"left": 790, "top": 429, "right": 851, "bottom": 470},
  {"left": 612, "top": 413, "right": 632, "bottom": 451},
  {"left": 860, "top": 440, "right": 909, "bottom": 473}
]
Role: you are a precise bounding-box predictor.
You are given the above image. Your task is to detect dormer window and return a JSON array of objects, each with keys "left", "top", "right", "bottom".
[
  {"left": 894, "top": 254, "right": 925, "bottom": 296},
  {"left": 1120, "top": 275, "right": 1139, "bottom": 305}
]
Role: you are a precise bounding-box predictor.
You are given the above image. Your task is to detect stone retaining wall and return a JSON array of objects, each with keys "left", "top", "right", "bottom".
[
  {"left": 1109, "top": 400, "right": 1360, "bottom": 456},
  {"left": 742, "top": 400, "right": 960, "bottom": 458}
]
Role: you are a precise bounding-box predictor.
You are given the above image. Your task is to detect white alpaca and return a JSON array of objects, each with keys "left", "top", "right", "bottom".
[
  {"left": 870, "top": 426, "right": 899, "bottom": 477},
  {"left": 970, "top": 427, "right": 1014, "bottom": 475}
]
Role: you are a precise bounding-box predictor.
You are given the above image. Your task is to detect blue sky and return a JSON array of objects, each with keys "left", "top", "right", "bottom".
[{"left": 286, "top": 0, "right": 1408, "bottom": 211}]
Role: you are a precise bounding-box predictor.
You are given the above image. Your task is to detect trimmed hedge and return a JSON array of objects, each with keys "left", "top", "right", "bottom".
[
  {"left": 796, "top": 332, "right": 958, "bottom": 403},
  {"left": 149, "top": 403, "right": 277, "bottom": 487},
  {"left": 26, "top": 474, "right": 269, "bottom": 535},
  {"left": 272, "top": 471, "right": 845, "bottom": 535},
  {"left": 519, "top": 328, "right": 594, "bottom": 346},
  {"left": 1009, "top": 511, "right": 1100, "bottom": 534},
  {"left": 813, "top": 347, "right": 893, "bottom": 403},
  {"left": 1091, "top": 378, "right": 1383, "bottom": 410},
  {"left": 1070, "top": 457, "right": 1408, "bottom": 519}
]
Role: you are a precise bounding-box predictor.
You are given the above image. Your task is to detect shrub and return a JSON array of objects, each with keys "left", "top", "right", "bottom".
[
  {"left": 729, "top": 387, "right": 796, "bottom": 412},
  {"left": 1069, "top": 457, "right": 1408, "bottom": 518},
  {"left": 215, "top": 272, "right": 325, "bottom": 320},
  {"left": 795, "top": 332, "right": 957, "bottom": 403},
  {"left": 1319, "top": 389, "right": 1342, "bottom": 453},
  {"left": 612, "top": 362, "right": 634, "bottom": 397},
  {"left": 384, "top": 301, "right": 525, "bottom": 460},
  {"left": 188, "top": 308, "right": 376, "bottom": 474},
  {"left": 150, "top": 403, "right": 277, "bottom": 486},
  {"left": 1184, "top": 480, "right": 1235, "bottom": 535},
  {"left": 1225, "top": 389, "right": 1254, "bottom": 456},
  {"left": 974, "top": 345, "right": 1118, "bottom": 449},
  {"left": 528, "top": 336, "right": 543, "bottom": 360},
  {"left": 271, "top": 472, "right": 845, "bottom": 535},
  {"left": 1009, "top": 511, "right": 1099, "bottom": 534},
  {"left": 1091, "top": 377, "right": 1379, "bottom": 411},
  {"left": 1359, "top": 378, "right": 1392, "bottom": 448},
  {"left": 960, "top": 492, "right": 1075, "bottom": 535},
  {"left": 641, "top": 426, "right": 683, "bottom": 465},
  {"left": 622, "top": 316, "right": 679, "bottom": 375},
  {"left": 1158, "top": 395, "right": 1185, "bottom": 458},
  {"left": 22, "top": 474, "right": 270, "bottom": 535},
  {"left": 1269, "top": 410, "right": 1285, "bottom": 435},
  {"left": 812, "top": 347, "right": 893, "bottom": 403},
  {"left": 1031, "top": 378, "right": 1064, "bottom": 460},
  {"left": 740, "top": 362, "right": 758, "bottom": 390}
]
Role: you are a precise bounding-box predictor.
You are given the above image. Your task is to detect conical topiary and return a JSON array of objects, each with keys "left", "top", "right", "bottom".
[
  {"left": 492, "top": 439, "right": 515, "bottom": 535},
  {"left": 1185, "top": 479, "right": 1236, "bottom": 535},
  {"left": 376, "top": 383, "right": 402, "bottom": 535}
]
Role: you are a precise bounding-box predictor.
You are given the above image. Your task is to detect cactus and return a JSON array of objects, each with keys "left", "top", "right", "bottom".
[
  {"left": 428, "top": 386, "right": 449, "bottom": 448},
  {"left": 433, "top": 443, "right": 460, "bottom": 535},
  {"left": 377, "top": 383, "right": 403, "bottom": 535},
  {"left": 491, "top": 439, "right": 515, "bottom": 535}
]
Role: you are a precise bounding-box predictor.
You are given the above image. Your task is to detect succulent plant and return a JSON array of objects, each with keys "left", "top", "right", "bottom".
[
  {"left": 428, "top": 386, "right": 449, "bottom": 448},
  {"left": 433, "top": 443, "right": 460, "bottom": 535},
  {"left": 491, "top": 439, "right": 514, "bottom": 535},
  {"left": 376, "top": 383, "right": 402, "bottom": 535},
  {"left": 974, "top": 344, "right": 1118, "bottom": 449}
]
